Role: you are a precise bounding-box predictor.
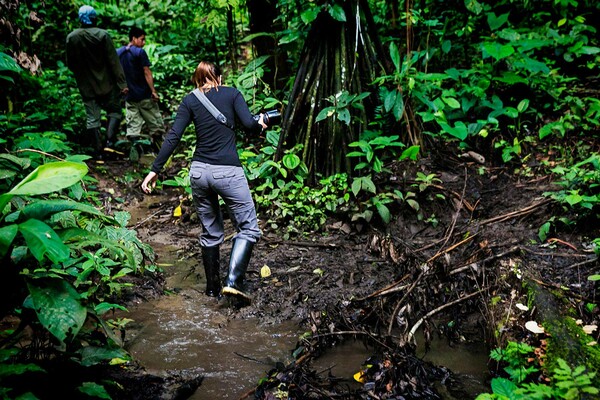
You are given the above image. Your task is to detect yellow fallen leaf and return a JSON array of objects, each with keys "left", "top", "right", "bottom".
[
  {"left": 173, "top": 205, "right": 182, "bottom": 217},
  {"left": 353, "top": 370, "right": 366, "bottom": 383},
  {"left": 260, "top": 264, "right": 271, "bottom": 278}
]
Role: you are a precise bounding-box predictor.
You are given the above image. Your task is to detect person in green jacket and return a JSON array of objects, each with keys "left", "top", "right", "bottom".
[{"left": 66, "top": 5, "right": 128, "bottom": 155}]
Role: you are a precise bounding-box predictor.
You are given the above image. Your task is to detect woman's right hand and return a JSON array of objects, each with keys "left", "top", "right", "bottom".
[
  {"left": 141, "top": 171, "right": 158, "bottom": 194},
  {"left": 258, "top": 114, "right": 268, "bottom": 130}
]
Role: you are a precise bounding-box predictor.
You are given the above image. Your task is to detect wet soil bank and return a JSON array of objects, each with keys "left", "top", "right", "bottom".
[{"left": 90, "top": 147, "right": 599, "bottom": 399}]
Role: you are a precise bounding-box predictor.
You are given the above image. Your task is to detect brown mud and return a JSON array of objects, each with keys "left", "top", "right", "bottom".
[{"left": 89, "top": 144, "right": 599, "bottom": 399}]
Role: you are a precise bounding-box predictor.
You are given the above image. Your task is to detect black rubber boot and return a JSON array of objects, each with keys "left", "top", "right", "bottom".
[
  {"left": 201, "top": 245, "right": 221, "bottom": 297},
  {"left": 105, "top": 117, "right": 120, "bottom": 149},
  {"left": 222, "top": 239, "right": 254, "bottom": 300},
  {"left": 86, "top": 127, "right": 103, "bottom": 156}
]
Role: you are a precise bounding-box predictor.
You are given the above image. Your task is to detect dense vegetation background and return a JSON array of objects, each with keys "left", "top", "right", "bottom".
[{"left": 0, "top": 0, "right": 598, "bottom": 398}]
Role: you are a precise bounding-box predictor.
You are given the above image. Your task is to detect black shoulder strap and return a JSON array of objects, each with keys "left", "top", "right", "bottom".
[{"left": 192, "top": 88, "right": 233, "bottom": 129}]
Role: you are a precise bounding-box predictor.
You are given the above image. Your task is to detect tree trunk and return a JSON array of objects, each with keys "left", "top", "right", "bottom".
[
  {"left": 246, "top": 0, "right": 288, "bottom": 90},
  {"left": 275, "top": 0, "right": 387, "bottom": 183}
]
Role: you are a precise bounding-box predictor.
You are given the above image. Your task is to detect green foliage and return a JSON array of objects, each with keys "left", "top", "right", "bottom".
[
  {"left": 0, "top": 157, "right": 154, "bottom": 398},
  {"left": 315, "top": 90, "right": 371, "bottom": 126},
  {"left": 490, "top": 341, "right": 539, "bottom": 383},
  {"left": 477, "top": 358, "right": 598, "bottom": 400}
]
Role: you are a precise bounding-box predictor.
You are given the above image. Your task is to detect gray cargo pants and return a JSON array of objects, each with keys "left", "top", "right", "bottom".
[{"left": 189, "top": 161, "right": 261, "bottom": 247}]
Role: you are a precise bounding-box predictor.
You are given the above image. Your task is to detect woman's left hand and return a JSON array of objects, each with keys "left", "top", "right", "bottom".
[{"left": 141, "top": 171, "right": 158, "bottom": 194}]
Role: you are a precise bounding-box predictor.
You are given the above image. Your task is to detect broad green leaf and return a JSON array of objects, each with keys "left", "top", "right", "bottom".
[
  {"left": 0, "top": 224, "right": 18, "bottom": 258},
  {"left": 442, "top": 97, "right": 461, "bottom": 109},
  {"left": 384, "top": 90, "right": 398, "bottom": 113},
  {"left": 76, "top": 346, "right": 129, "bottom": 367},
  {"left": 0, "top": 363, "right": 45, "bottom": 378},
  {"left": 389, "top": 42, "right": 401, "bottom": 71},
  {"left": 487, "top": 12, "right": 510, "bottom": 31},
  {"left": 400, "top": 145, "right": 420, "bottom": 161},
  {"left": 376, "top": 203, "right": 391, "bottom": 224},
  {"left": 482, "top": 42, "right": 515, "bottom": 61},
  {"left": 0, "top": 52, "right": 21, "bottom": 73},
  {"left": 517, "top": 99, "right": 530, "bottom": 113},
  {"left": 282, "top": 154, "right": 301, "bottom": 170},
  {"left": 300, "top": 8, "right": 320, "bottom": 24},
  {"left": 27, "top": 279, "right": 87, "bottom": 343},
  {"left": 20, "top": 199, "right": 106, "bottom": 221},
  {"left": 94, "top": 302, "right": 128, "bottom": 315},
  {"left": 438, "top": 121, "right": 469, "bottom": 140},
  {"left": 0, "top": 153, "right": 31, "bottom": 169},
  {"left": 490, "top": 377, "right": 518, "bottom": 398},
  {"left": 78, "top": 382, "right": 111, "bottom": 399},
  {"left": 442, "top": 40, "right": 452, "bottom": 54},
  {"left": 351, "top": 178, "right": 361, "bottom": 197},
  {"left": 19, "top": 219, "right": 70, "bottom": 263},
  {"left": 328, "top": 4, "right": 346, "bottom": 22},
  {"left": 337, "top": 108, "right": 351, "bottom": 125},
  {"left": 393, "top": 94, "right": 405, "bottom": 121},
  {"left": 9, "top": 161, "right": 88, "bottom": 196},
  {"left": 361, "top": 177, "right": 376, "bottom": 194},
  {"left": 315, "top": 106, "right": 335, "bottom": 122},
  {"left": 464, "top": 0, "right": 484, "bottom": 14}
]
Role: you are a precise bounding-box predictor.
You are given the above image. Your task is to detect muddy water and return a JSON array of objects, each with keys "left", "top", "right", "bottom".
[
  {"left": 122, "top": 241, "right": 301, "bottom": 399},
  {"left": 125, "top": 193, "right": 489, "bottom": 399},
  {"left": 311, "top": 331, "right": 490, "bottom": 399},
  {"left": 125, "top": 194, "right": 301, "bottom": 399}
]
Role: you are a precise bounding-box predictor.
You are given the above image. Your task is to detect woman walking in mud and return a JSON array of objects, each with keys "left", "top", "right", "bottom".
[{"left": 141, "top": 61, "right": 267, "bottom": 301}]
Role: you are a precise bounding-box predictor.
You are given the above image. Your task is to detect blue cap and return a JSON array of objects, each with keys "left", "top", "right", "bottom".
[{"left": 78, "top": 5, "right": 97, "bottom": 25}]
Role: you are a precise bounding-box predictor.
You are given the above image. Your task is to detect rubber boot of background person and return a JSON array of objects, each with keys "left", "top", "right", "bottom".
[
  {"left": 86, "top": 127, "right": 103, "bottom": 154},
  {"left": 222, "top": 238, "right": 254, "bottom": 300},
  {"left": 105, "top": 117, "right": 120, "bottom": 149},
  {"left": 201, "top": 245, "right": 221, "bottom": 297}
]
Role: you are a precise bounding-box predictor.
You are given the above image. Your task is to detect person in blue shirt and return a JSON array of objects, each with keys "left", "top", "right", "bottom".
[{"left": 117, "top": 27, "right": 164, "bottom": 148}]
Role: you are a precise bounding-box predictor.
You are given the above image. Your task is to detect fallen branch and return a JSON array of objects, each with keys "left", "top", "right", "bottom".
[
  {"left": 565, "top": 256, "right": 599, "bottom": 270},
  {"left": 479, "top": 198, "right": 552, "bottom": 225},
  {"left": 132, "top": 207, "right": 168, "bottom": 229},
  {"left": 426, "top": 232, "right": 478, "bottom": 264},
  {"left": 449, "top": 245, "right": 521, "bottom": 275},
  {"left": 406, "top": 288, "right": 487, "bottom": 344},
  {"left": 387, "top": 271, "right": 425, "bottom": 336},
  {"left": 355, "top": 273, "right": 411, "bottom": 301}
]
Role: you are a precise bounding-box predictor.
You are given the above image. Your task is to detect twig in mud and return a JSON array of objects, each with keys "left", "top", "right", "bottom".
[
  {"left": 406, "top": 288, "right": 487, "bottom": 344},
  {"left": 520, "top": 247, "right": 590, "bottom": 258},
  {"left": 426, "top": 232, "right": 478, "bottom": 264},
  {"left": 355, "top": 273, "right": 411, "bottom": 301},
  {"left": 387, "top": 271, "right": 425, "bottom": 336},
  {"left": 435, "top": 166, "right": 468, "bottom": 255},
  {"left": 261, "top": 238, "right": 340, "bottom": 248},
  {"left": 430, "top": 167, "right": 472, "bottom": 260},
  {"left": 132, "top": 207, "right": 167, "bottom": 229},
  {"left": 479, "top": 198, "right": 552, "bottom": 225},
  {"left": 311, "top": 330, "right": 395, "bottom": 350},
  {"left": 233, "top": 352, "right": 272, "bottom": 365},
  {"left": 564, "top": 257, "right": 599, "bottom": 270},
  {"left": 449, "top": 245, "right": 521, "bottom": 275}
]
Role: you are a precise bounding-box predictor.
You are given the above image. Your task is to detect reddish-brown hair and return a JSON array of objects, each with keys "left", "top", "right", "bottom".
[{"left": 192, "top": 61, "right": 222, "bottom": 92}]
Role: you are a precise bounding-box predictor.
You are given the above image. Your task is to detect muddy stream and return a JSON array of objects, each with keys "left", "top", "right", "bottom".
[{"left": 122, "top": 191, "right": 491, "bottom": 399}]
